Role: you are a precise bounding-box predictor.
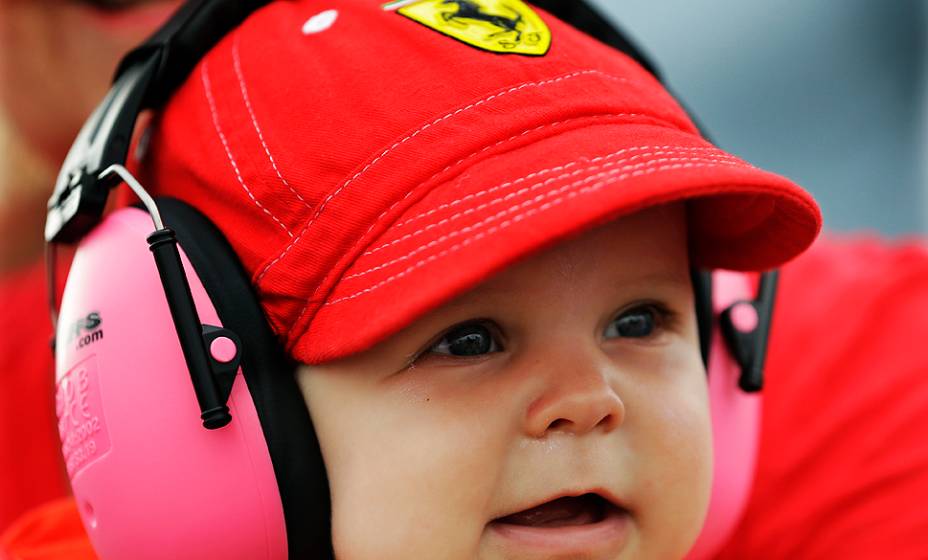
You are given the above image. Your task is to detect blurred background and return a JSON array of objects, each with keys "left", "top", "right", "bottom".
[{"left": 592, "top": 0, "right": 927, "bottom": 236}]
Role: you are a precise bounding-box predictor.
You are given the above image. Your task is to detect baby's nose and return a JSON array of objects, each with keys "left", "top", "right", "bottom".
[{"left": 523, "top": 358, "right": 625, "bottom": 438}]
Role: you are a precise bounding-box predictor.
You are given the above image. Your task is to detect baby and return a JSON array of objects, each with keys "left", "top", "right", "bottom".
[
  {"left": 300, "top": 204, "right": 710, "bottom": 558},
  {"left": 49, "top": 0, "right": 821, "bottom": 558}
]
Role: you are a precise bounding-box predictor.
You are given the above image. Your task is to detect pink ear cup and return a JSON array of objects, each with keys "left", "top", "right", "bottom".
[
  {"left": 55, "top": 208, "right": 287, "bottom": 559},
  {"left": 686, "top": 270, "right": 762, "bottom": 559}
]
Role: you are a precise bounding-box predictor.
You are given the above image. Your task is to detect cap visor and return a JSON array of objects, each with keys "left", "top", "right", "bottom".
[{"left": 297, "top": 122, "right": 820, "bottom": 362}]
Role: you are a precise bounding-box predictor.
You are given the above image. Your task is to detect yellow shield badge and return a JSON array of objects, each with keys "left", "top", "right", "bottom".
[{"left": 384, "top": 0, "right": 551, "bottom": 56}]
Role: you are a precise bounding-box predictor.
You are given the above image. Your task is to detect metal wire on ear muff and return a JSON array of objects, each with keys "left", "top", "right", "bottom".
[
  {"left": 103, "top": 164, "right": 242, "bottom": 428},
  {"left": 50, "top": 159, "right": 244, "bottom": 429}
]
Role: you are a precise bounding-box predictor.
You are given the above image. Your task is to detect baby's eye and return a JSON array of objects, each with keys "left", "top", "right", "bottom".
[
  {"left": 604, "top": 304, "right": 667, "bottom": 339},
  {"left": 429, "top": 322, "right": 502, "bottom": 357}
]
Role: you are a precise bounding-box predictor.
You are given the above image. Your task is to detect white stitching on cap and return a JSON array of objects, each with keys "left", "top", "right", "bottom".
[
  {"left": 286, "top": 114, "right": 653, "bottom": 331},
  {"left": 364, "top": 147, "right": 737, "bottom": 257},
  {"left": 343, "top": 153, "right": 741, "bottom": 281},
  {"left": 390, "top": 117, "right": 662, "bottom": 230},
  {"left": 325, "top": 159, "right": 746, "bottom": 306},
  {"left": 341, "top": 113, "right": 653, "bottom": 274},
  {"left": 201, "top": 62, "right": 293, "bottom": 237},
  {"left": 232, "top": 36, "right": 313, "bottom": 212},
  {"left": 255, "top": 69, "right": 629, "bottom": 283},
  {"left": 391, "top": 144, "right": 728, "bottom": 231}
]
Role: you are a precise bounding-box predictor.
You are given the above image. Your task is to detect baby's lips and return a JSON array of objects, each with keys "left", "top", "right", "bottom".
[
  {"left": 494, "top": 493, "right": 614, "bottom": 527},
  {"left": 492, "top": 488, "right": 628, "bottom": 527},
  {"left": 487, "top": 489, "right": 633, "bottom": 557}
]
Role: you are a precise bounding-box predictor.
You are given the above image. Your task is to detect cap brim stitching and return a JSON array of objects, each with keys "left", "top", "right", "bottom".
[
  {"left": 324, "top": 159, "right": 793, "bottom": 307},
  {"left": 362, "top": 149, "right": 740, "bottom": 260},
  {"left": 346, "top": 153, "right": 743, "bottom": 281}
]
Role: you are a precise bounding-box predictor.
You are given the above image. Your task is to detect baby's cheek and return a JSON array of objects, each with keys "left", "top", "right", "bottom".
[
  {"left": 327, "top": 407, "right": 507, "bottom": 559},
  {"left": 637, "top": 385, "right": 713, "bottom": 557}
]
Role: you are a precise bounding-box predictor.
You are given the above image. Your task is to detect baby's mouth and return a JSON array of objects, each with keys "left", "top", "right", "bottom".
[
  {"left": 493, "top": 493, "right": 612, "bottom": 528},
  {"left": 488, "top": 493, "right": 630, "bottom": 555}
]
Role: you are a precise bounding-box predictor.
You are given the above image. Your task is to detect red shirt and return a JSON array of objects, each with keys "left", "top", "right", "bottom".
[
  {"left": 0, "top": 259, "right": 67, "bottom": 531},
  {"left": 0, "top": 498, "right": 95, "bottom": 560}
]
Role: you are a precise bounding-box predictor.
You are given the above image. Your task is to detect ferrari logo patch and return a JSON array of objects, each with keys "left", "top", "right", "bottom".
[{"left": 384, "top": 0, "right": 551, "bottom": 56}]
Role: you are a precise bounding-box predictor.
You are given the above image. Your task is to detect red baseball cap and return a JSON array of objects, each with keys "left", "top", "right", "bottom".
[{"left": 139, "top": 0, "right": 821, "bottom": 364}]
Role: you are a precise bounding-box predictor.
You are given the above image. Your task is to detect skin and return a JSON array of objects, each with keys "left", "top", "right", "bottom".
[
  {"left": 299, "top": 204, "right": 712, "bottom": 560},
  {"left": 0, "top": 0, "right": 180, "bottom": 273}
]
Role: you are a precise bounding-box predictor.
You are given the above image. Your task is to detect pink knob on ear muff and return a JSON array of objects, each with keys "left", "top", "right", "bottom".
[
  {"left": 210, "top": 336, "right": 238, "bottom": 363},
  {"left": 728, "top": 302, "right": 759, "bottom": 333}
]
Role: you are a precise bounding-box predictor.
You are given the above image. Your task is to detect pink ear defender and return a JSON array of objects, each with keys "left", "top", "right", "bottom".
[
  {"left": 44, "top": 1, "right": 775, "bottom": 558},
  {"left": 686, "top": 271, "right": 771, "bottom": 560},
  {"left": 53, "top": 199, "right": 331, "bottom": 559},
  {"left": 53, "top": 202, "right": 769, "bottom": 559}
]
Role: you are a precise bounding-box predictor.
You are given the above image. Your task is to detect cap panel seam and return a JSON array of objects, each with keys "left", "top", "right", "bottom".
[
  {"left": 324, "top": 160, "right": 780, "bottom": 307},
  {"left": 201, "top": 60, "right": 293, "bottom": 238},
  {"left": 231, "top": 33, "right": 313, "bottom": 214},
  {"left": 254, "top": 68, "right": 634, "bottom": 284}
]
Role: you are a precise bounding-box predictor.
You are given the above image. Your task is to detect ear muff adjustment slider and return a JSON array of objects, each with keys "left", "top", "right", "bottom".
[
  {"left": 148, "top": 227, "right": 240, "bottom": 429},
  {"left": 719, "top": 271, "right": 779, "bottom": 393}
]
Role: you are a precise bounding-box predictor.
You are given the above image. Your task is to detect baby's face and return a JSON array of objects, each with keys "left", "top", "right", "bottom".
[{"left": 298, "top": 205, "right": 711, "bottom": 560}]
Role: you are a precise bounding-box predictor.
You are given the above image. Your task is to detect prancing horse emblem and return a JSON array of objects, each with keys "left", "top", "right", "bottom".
[
  {"left": 388, "top": 0, "right": 551, "bottom": 56},
  {"left": 441, "top": 0, "right": 525, "bottom": 42}
]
